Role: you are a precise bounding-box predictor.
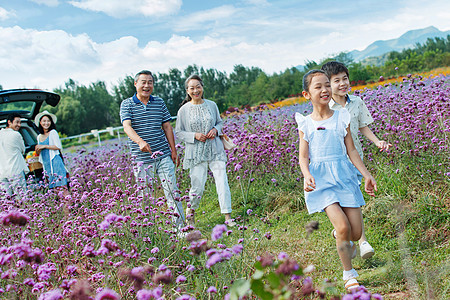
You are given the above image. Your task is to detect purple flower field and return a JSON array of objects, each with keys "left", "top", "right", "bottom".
[{"left": 0, "top": 74, "right": 448, "bottom": 299}]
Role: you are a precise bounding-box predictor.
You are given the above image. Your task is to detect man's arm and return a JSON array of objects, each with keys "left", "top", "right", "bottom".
[
  {"left": 123, "top": 120, "right": 151, "bottom": 153},
  {"left": 162, "top": 121, "right": 177, "bottom": 164}
]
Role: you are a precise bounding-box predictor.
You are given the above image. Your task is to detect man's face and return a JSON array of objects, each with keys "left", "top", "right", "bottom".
[
  {"left": 8, "top": 117, "right": 21, "bottom": 131},
  {"left": 134, "top": 74, "right": 154, "bottom": 99}
]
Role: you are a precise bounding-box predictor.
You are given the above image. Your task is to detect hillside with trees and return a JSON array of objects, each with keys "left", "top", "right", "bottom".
[{"left": 37, "top": 35, "right": 450, "bottom": 136}]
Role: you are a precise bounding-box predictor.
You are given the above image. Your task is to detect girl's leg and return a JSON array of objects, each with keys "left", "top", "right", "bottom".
[
  {"left": 324, "top": 203, "right": 355, "bottom": 271},
  {"left": 358, "top": 210, "right": 375, "bottom": 258},
  {"left": 342, "top": 207, "right": 363, "bottom": 242}
]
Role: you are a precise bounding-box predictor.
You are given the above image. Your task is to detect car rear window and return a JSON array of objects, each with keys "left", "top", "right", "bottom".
[{"left": 0, "top": 101, "right": 37, "bottom": 118}]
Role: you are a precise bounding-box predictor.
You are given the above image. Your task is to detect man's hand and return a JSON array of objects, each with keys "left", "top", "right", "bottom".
[
  {"left": 138, "top": 140, "right": 151, "bottom": 153},
  {"left": 171, "top": 150, "right": 178, "bottom": 166}
]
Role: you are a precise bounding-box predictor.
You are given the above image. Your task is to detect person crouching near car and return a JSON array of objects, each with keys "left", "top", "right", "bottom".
[
  {"left": 34, "top": 111, "right": 70, "bottom": 198},
  {"left": 0, "top": 113, "right": 29, "bottom": 200}
]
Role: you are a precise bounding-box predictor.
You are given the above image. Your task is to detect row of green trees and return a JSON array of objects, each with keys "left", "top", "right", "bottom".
[{"left": 35, "top": 35, "right": 449, "bottom": 136}]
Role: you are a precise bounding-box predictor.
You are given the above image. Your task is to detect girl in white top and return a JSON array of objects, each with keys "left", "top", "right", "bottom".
[{"left": 296, "top": 70, "right": 377, "bottom": 291}]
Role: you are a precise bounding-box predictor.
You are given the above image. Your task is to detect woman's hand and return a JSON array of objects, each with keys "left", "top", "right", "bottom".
[
  {"left": 34, "top": 144, "right": 45, "bottom": 155},
  {"left": 206, "top": 128, "right": 218, "bottom": 139},
  {"left": 195, "top": 132, "right": 208, "bottom": 142}
]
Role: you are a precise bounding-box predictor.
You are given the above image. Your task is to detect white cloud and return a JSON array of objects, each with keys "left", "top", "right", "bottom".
[
  {"left": 0, "top": 7, "right": 15, "bottom": 21},
  {"left": 29, "top": 0, "right": 59, "bottom": 7},
  {"left": 0, "top": 26, "right": 307, "bottom": 91},
  {"left": 173, "top": 5, "right": 238, "bottom": 32},
  {"left": 68, "top": 0, "right": 182, "bottom": 18}
]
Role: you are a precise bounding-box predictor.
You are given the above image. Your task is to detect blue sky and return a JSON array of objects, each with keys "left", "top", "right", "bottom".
[{"left": 0, "top": 0, "right": 449, "bottom": 91}]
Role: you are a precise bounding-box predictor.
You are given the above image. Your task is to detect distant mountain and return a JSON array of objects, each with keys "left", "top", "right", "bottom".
[
  {"left": 349, "top": 26, "right": 450, "bottom": 62},
  {"left": 295, "top": 26, "right": 450, "bottom": 70}
]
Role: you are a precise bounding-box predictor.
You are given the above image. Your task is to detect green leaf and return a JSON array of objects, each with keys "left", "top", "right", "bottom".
[
  {"left": 252, "top": 269, "right": 264, "bottom": 280},
  {"left": 293, "top": 268, "right": 304, "bottom": 276},
  {"left": 254, "top": 261, "right": 264, "bottom": 270},
  {"left": 251, "top": 279, "right": 274, "bottom": 300},
  {"left": 267, "top": 272, "right": 281, "bottom": 289},
  {"left": 230, "top": 278, "right": 251, "bottom": 300}
]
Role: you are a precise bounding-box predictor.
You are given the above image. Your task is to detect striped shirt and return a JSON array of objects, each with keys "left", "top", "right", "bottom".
[{"left": 120, "top": 94, "right": 172, "bottom": 163}]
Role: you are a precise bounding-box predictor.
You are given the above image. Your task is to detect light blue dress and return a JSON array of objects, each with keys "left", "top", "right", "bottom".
[
  {"left": 39, "top": 137, "right": 67, "bottom": 189},
  {"left": 295, "top": 109, "right": 365, "bottom": 214}
]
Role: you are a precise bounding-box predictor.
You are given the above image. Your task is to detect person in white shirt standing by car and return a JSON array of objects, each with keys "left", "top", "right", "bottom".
[{"left": 0, "top": 113, "right": 29, "bottom": 198}]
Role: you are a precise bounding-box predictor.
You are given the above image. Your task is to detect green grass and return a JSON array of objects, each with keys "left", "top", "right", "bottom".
[{"left": 188, "top": 149, "right": 450, "bottom": 299}]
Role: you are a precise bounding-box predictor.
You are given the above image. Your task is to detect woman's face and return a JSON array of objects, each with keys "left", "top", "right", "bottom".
[
  {"left": 40, "top": 116, "right": 52, "bottom": 131},
  {"left": 186, "top": 79, "right": 203, "bottom": 101}
]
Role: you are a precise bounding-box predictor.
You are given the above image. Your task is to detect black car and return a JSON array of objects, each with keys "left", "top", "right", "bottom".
[{"left": 0, "top": 89, "right": 61, "bottom": 179}]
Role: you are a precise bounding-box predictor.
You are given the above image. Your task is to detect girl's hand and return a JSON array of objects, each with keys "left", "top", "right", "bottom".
[
  {"left": 376, "top": 140, "right": 392, "bottom": 152},
  {"left": 364, "top": 175, "right": 377, "bottom": 196},
  {"left": 303, "top": 175, "right": 316, "bottom": 192},
  {"left": 206, "top": 128, "right": 218, "bottom": 139},
  {"left": 195, "top": 132, "right": 207, "bottom": 142}
]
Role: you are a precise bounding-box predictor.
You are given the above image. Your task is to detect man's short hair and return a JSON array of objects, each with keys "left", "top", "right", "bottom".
[
  {"left": 321, "top": 61, "right": 349, "bottom": 78},
  {"left": 6, "top": 113, "right": 21, "bottom": 127},
  {"left": 134, "top": 70, "right": 154, "bottom": 82}
]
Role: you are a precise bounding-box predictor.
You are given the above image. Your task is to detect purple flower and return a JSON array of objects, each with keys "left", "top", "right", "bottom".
[
  {"left": 151, "top": 247, "right": 159, "bottom": 254},
  {"left": 231, "top": 244, "right": 243, "bottom": 255},
  {"left": 211, "top": 224, "right": 227, "bottom": 241},
  {"left": 246, "top": 209, "right": 253, "bottom": 215},
  {"left": 278, "top": 252, "right": 288, "bottom": 260},
  {"left": 95, "top": 288, "right": 120, "bottom": 300},
  {"left": 186, "top": 265, "right": 195, "bottom": 272},
  {"left": 1, "top": 211, "right": 29, "bottom": 226},
  {"left": 206, "top": 253, "right": 223, "bottom": 269},
  {"left": 150, "top": 151, "right": 164, "bottom": 159},
  {"left": 136, "top": 289, "right": 153, "bottom": 300},
  {"left": 207, "top": 286, "right": 217, "bottom": 293},
  {"left": 176, "top": 275, "right": 186, "bottom": 283},
  {"left": 38, "top": 289, "right": 63, "bottom": 300}
]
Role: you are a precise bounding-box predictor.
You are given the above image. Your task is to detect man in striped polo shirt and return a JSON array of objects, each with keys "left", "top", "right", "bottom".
[{"left": 120, "top": 70, "right": 185, "bottom": 233}]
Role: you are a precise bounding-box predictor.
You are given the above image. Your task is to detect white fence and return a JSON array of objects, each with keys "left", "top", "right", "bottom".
[
  {"left": 60, "top": 126, "right": 124, "bottom": 147},
  {"left": 60, "top": 116, "right": 177, "bottom": 147}
]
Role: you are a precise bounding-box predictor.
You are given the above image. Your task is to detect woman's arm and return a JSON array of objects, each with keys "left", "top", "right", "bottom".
[
  {"left": 35, "top": 131, "right": 62, "bottom": 154},
  {"left": 175, "top": 106, "right": 197, "bottom": 143}
]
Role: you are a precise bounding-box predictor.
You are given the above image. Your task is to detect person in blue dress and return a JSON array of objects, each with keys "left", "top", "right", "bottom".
[
  {"left": 295, "top": 70, "right": 377, "bottom": 292},
  {"left": 34, "top": 111, "right": 69, "bottom": 197}
]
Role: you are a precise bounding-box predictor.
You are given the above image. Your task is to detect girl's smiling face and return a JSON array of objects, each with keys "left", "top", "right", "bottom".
[
  {"left": 302, "top": 73, "right": 332, "bottom": 105},
  {"left": 40, "top": 116, "right": 52, "bottom": 131}
]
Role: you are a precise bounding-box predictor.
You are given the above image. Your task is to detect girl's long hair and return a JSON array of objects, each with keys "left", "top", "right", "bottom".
[{"left": 180, "top": 74, "right": 204, "bottom": 107}]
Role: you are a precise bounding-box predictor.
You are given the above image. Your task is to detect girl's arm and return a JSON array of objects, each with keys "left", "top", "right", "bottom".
[
  {"left": 359, "top": 126, "right": 391, "bottom": 151},
  {"left": 298, "top": 131, "right": 315, "bottom": 192},
  {"left": 344, "top": 127, "right": 377, "bottom": 196}
]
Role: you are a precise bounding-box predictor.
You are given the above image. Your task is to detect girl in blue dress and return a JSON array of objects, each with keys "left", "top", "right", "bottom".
[
  {"left": 295, "top": 70, "right": 377, "bottom": 292},
  {"left": 34, "top": 111, "right": 69, "bottom": 197}
]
